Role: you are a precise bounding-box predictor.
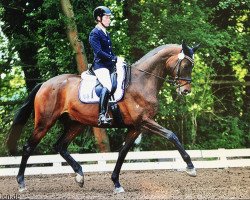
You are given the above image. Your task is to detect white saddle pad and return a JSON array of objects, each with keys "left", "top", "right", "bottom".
[{"left": 79, "top": 57, "right": 126, "bottom": 104}]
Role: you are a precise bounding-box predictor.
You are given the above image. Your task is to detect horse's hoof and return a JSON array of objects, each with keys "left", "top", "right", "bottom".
[
  {"left": 18, "top": 181, "right": 27, "bottom": 193},
  {"left": 186, "top": 167, "right": 197, "bottom": 177},
  {"left": 114, "top": 186, "right": 125, "bottom": 193},
  {"left": 75, "top": 173, "right": 84, "bottom": 188},
  {"left": 19, "top": 186, "right": 27, "bottom": 193}
]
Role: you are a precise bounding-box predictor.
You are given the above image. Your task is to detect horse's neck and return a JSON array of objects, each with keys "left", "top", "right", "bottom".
[
  {"left": 134, "top": 46, "right": 178, "bottom": 72},
  {"left": 130, "top": 50, "right": 171, "bottom": 97}
]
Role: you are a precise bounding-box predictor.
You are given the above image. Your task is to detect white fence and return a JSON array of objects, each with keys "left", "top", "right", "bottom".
[{"left": 0, "top": 148, "right": 249, "bottom": 176}]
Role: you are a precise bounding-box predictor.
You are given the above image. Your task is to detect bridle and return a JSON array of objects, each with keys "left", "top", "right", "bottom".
[
  {"left": 172, "top": 51, "right": 194, "bottom": 87},
  {"left": 135, "top": 51, "right": 194, "bottom": 88}
]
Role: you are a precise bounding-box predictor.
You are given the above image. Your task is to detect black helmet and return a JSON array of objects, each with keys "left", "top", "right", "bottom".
[{"left": 93, "top": 6, "right": 112, "bottom": 21}]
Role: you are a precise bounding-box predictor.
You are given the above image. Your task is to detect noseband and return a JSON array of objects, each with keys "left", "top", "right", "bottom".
[{"left": 136, "top": 51, "right": 194, "bottom": 88}]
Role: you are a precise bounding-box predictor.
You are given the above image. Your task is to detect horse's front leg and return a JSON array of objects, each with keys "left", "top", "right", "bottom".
[
  {"left": 111, "top": 128, "right": 141, "bottom": 193},
  {"left": 141, "top": 118, "right": 196, "bottom": 177}
]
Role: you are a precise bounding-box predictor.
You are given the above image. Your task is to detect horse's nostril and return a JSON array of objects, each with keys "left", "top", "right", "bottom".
[{"left": 182, "top": 89, "right": 190, "bottom": 95}]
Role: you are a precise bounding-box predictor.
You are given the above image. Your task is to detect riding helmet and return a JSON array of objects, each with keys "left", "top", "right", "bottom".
[{"left": 93, "top": 6, "right": 112, "bottom": 21}]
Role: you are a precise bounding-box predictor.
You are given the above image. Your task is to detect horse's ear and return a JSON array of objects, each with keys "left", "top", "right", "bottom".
[
  {"left": 192, "top": 43, "right": 201, "bottom": 53},
  {"left": 181, "top": 40, "right": 189, "bottom": 55}
]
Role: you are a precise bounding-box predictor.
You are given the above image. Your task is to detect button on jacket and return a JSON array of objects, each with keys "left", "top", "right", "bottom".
[{"left": 89, "top": 26, "right": 116, "bottom": 70}]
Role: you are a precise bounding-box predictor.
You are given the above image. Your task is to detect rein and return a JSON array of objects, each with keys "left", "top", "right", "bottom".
[
  {"left": 136, "top": 68, "right": 175, "bottom": 84},
  {"left": 132, "top": 52, "right": 194, "bottom": 88}
]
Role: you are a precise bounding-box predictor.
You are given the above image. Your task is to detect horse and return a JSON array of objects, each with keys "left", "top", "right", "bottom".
[{"left": 6, "top": 41, "right": 200, "bottom": 193}]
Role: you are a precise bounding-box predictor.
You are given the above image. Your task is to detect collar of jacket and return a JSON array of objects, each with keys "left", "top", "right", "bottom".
[{"left": 96, "top": 25, "right": 107, "bottom": 36}]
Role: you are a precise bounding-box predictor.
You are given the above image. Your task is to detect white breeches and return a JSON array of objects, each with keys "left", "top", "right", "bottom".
[{"left": 94, "top": 68, "right": 112, "bottom": 92}]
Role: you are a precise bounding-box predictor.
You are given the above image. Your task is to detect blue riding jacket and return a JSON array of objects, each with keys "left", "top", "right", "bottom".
[{"left": 89, "top": 26, "right": 116, "bottom": 71}]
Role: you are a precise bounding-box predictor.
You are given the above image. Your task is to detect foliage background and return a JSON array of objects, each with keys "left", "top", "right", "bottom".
[{"left": 0, "top": 0, "right": 249, "bottom": 156}]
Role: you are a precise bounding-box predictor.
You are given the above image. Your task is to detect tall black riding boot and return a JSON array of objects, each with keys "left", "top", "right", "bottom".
[{"left": 98, "top": 87, "right": 112, "bottom": 126}]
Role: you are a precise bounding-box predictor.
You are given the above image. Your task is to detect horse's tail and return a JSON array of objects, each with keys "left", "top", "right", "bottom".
[{"left": 6, "top": 83, "right": 43, "bottom": 155}]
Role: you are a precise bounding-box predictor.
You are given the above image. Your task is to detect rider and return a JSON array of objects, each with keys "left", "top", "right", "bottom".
[{"left": 89, "top": 6, "right": 117, "bottom": 126}]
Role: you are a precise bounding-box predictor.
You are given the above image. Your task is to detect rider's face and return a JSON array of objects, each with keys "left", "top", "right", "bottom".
[{"left": 101, "top": 15, "right": 111, "bottom": 27}]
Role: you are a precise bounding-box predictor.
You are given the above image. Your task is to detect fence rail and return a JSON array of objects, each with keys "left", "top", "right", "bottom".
[{"left": 0, "top": 148, "right": 249, "bottom": 176}]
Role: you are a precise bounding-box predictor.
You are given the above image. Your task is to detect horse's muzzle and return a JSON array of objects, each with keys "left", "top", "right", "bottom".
[
  {"left": 176, "top": 87, "right": 191, "bottom": 95},
  {"left": 181, "top": 89, "right": 191, "bottom": 95}
]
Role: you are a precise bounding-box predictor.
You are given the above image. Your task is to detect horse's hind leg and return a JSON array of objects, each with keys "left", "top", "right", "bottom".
[
  {"left": 17, "top": 123, "right": 54, "bottom": 192},
  {"left": 54, "top": 119, "right": 85, "bottom": 187},
  {"left": 111, "top": 128, "right": 141, "bottom": 193}
]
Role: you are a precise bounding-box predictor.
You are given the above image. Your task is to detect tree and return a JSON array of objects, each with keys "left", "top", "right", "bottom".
[
  {"left": 123, "top": 0, "right": 144, "bottom": 62},
  {"left": 60, "top": 0, "right": 88, "bottom": 73},
  {"left": 60, "top": 0, "right": 111, "bottom": 152},
  {"left": 0, "top": 1, "right": 44, "bottom": 91}
]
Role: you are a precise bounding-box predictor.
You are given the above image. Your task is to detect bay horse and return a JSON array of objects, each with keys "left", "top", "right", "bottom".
[{"left": 7, "top": 41, "right": 200, "bottom": 193}]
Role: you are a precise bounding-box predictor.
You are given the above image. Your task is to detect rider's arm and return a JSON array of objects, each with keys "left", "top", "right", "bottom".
[{"left": 89, "top": 32, "right": 116, "bottom": 62}]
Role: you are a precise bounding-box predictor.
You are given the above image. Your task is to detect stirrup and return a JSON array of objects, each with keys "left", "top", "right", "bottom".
[{"left": 98, "top": 114, "right": 112, "bottom": 126}]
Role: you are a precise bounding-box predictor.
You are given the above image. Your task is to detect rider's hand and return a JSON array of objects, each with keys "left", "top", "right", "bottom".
[
  {"left": 111, "top": 56, "right": 117, "bottom": 64},
  {"left": 111, "top": 56, "right": 117, "bottom": 72}
]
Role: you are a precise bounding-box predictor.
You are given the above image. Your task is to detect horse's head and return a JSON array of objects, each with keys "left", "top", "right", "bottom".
[{"left": 168, "top": 41, "right": 200, "bottom": 95}]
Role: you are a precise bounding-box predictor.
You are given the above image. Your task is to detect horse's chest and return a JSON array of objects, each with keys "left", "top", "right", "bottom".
[{"left": 134, "top": 97, "right": 158, "bottom": 117}]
